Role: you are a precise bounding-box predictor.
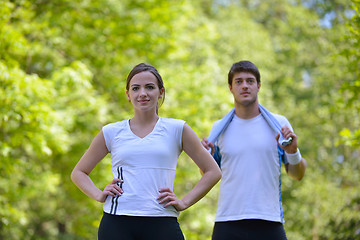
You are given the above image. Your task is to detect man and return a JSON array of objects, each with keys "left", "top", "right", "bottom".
[{"left": 202, "top": 60, "right": 307, "bottom": 240}]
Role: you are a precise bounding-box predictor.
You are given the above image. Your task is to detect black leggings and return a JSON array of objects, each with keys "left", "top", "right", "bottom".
[
  {"left": 98, "top": 212, "right": 185, "bottom": 240},
  {"left": 212, "top": 219, "right": 287, "bottom": 240}
]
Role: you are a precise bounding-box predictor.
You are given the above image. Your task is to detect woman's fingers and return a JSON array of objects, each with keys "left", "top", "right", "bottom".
[
  {"left": 104, "top": 179, "right": 123, "bottom": 197},
  {"left": 157, "top": 188, "right": 173, "bottom": 202},
  {"left": 157, "top": 188, "right": 185, "bottom": 211}
]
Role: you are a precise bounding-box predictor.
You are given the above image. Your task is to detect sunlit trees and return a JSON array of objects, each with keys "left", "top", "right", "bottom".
[{"left": 1, "top": 0, "right": 359, "bottom": 239}]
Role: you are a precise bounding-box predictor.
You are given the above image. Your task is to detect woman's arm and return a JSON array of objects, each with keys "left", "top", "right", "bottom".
[
  {"left": 158, "top": 123, "right": 221, "bottom": 211},
  {"left": 71, "top": 130, "right": 123, "bottom": 203}
]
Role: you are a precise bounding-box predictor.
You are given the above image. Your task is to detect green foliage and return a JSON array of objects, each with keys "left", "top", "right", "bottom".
[
  {"left": 1, "top": 0, "right": 359, "bottom": 239},
  {"left": 337, "top": 0, "right": 360, "bottom": 149}
]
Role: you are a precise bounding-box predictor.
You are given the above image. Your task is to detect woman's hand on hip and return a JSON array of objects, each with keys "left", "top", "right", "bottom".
[
  {"left": 98, "top": 178, "right": 123, "bottom": 203},
  {"left": 157, "top": 187, "right": 188, "bottom": 211}
]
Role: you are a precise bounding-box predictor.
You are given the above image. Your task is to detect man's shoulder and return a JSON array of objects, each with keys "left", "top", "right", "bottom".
[
  {"left": 272, "top": 113, "right": 288, "bottom": 121},
  {"left": 271, "top": 112, "right": 292, "bottom": 129}
]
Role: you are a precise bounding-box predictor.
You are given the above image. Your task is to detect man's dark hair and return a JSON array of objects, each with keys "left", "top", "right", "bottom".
[{"left": 228, "top": 61, "right": 261, "bottom": 85}]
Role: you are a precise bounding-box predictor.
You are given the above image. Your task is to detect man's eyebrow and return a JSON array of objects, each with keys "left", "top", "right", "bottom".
[{"left": 234, "top": 77, "right": 256, "bottom": 80}]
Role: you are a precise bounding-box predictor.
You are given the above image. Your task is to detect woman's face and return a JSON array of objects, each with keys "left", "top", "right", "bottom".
[{"left": 126, "top": 71, "right": 164, "bottom": 113}]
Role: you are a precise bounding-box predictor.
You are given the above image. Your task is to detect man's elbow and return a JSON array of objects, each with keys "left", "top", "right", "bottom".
[{"left": 294, "top": 173, "right": 305, "bottom": 181}]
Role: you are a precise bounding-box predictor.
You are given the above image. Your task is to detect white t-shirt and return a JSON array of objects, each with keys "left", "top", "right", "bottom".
[
  {"left": 102, "top": 117, "right": 185, "bottom": 217},
  {"left": 214, "top": 113, "right": 292, "bottom": 223}
]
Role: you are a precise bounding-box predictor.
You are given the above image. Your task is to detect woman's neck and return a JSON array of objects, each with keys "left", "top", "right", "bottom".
[
  {"left": 129, "top": 111, "right": 159, "bottom": 138},
  {"left": 131, "top": 110, "right": 159, "bottom": 125}
]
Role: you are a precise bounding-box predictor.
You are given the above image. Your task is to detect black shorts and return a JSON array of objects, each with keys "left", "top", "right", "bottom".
[
  {"left": 212, "top": 219, "right": 287, "bottom": 240},
  {"left": 98, "top": 212, "right": 185, "bottom": 240}
]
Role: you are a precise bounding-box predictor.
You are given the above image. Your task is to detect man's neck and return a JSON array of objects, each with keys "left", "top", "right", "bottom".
[{"left": 234, "top": 101, "right": 260, "bottom": 119}]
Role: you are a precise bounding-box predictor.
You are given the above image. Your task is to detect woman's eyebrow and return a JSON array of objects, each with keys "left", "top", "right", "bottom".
[{"left": 131, "top": 83, "right": 156, "bottom": 86}]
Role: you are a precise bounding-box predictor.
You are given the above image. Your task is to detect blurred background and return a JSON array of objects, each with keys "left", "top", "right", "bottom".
[{"left": 1, "top": 0, "right": 359, "bottom": 239}]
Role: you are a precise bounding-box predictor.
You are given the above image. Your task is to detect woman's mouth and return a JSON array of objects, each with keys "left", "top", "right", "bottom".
[{"left": 138, "top": 99, "right": 150, "bottom": 104}]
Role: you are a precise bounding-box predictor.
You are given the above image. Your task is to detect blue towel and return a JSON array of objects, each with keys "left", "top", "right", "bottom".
[{"left": 207, "top": 104, "right": 292, "bottom": 165}]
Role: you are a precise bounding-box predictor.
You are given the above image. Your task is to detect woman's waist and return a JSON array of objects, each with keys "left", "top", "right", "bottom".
[
  {"left": 111, "top": 167, "right": 176, "bottom": 196},
  {"left": 103, "top": 193, "right": 179, "bottom": 217},
  {"left": 112, "top": 166, "right": 176, "bottom": 177}
]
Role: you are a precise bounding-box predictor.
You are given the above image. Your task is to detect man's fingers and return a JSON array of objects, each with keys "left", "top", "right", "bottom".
[
  {"left": 275, "top": 133, "right": 280, "bottom": 141},
  {"left": 201, "top": 138, "right": 210, "bottom": 150}
]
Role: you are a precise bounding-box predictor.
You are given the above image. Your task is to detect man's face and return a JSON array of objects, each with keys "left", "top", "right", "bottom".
[{"left": 229, "top": 72, "right": 260, "bottom": 107}]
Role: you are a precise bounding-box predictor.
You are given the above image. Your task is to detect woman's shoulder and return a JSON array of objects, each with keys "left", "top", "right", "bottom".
[
  {"left": 103, "top": 119, "right": 128, "bottom": 131},
  {"left": 160, "top": 117, "right": 186, "bottom": 126}
]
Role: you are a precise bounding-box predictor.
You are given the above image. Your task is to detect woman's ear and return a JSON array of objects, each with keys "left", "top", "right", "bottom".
[
  {"left": 159, "top": 88, "right": 164, "bottom": 99},
  {"left": 126, "top": 90, "right": 131, "bottom": 102}
]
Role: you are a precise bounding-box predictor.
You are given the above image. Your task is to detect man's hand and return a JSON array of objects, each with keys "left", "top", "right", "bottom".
[
  {"left": 201, "top": 137, "right": 215, "bottom": 155},
  {"left": 276, "top": 126, "right": 298, "bottom": 154}
]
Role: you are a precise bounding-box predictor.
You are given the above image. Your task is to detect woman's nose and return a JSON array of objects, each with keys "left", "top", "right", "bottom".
[{"left": 139, "top": 88, "right": 147, "bottom": 96}]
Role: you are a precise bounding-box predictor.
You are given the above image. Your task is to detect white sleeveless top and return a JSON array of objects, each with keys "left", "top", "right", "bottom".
[{"left": 102, "top": 117, "right": 185, "bottom": 217}]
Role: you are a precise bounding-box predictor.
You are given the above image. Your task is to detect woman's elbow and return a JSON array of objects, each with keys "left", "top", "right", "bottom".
[
  {"left": 203, "top": 165, "right": 222, "bottom": 182},
  {"left": 213, "top": 167, "right": 222, "bottom": 182},
  {"left": 70, "top": 169, "right": 76, "bottom": 183},
  {"left": 70, "top": 168, "right": 81, "bottom": 183}
]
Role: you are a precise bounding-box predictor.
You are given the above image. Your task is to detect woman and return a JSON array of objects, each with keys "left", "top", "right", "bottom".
[{"left": 71, "top": 63, "right": 221, "bottom": 240}]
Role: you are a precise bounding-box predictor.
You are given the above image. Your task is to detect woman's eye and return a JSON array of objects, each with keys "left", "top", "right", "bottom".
[
  {"left": 146, "top": 86, "right": 155, "bottom": 89},
  {"left": 132, "top": 87, "right": 139, "bottom": 91}
]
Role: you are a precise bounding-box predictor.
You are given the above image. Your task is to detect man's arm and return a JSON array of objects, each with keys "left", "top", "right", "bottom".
[
  {"left": 276, "top": 126, "right": 307, "bottom": 181},
  {"left": 285, "top": 158, "right": 307, "bottom": 181}
]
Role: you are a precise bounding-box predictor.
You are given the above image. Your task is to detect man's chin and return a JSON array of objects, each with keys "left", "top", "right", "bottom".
[{"left": 238, "top": 99, "right": 257, "bottom": 107}]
